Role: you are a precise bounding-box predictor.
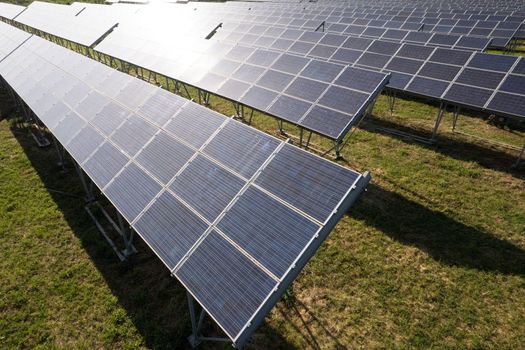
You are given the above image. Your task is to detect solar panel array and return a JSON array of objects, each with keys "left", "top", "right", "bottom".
[
  {"left": 0, "top": 29, "right": 370, "bottom": 348},
  {"left": 209, "top": 22, "right": 525, "bottom": 120},
  {"left": 215, "top": 1, "right": 524, "bottom": 47},
  {"left": 213, "top": 13, "right": 492, "bottom": 50},
  {"left": 13, "top": 1, "right": 119, "bottom": 47},
  {"left": 95, "top": 27, "right": 389, "bottom": 141}
]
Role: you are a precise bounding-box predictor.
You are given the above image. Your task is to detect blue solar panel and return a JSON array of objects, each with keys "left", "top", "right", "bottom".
[
  {"left": 336, "top": 66, "right": 388, "bottom": 93},
  {"left": 300, "top": 106, "right": 349, "bottom": 139},
  {"left": 255, "top": 143, "right": 360, "bottom": 222},
  {"left": 455, "top": 68, "right": 505, "bottom": 89},
  {"left": 170, "top": 155, "right": 246, "bottom": 222},
  {"left": 285, "top": 77, "right": 328, "bottom": 102},
  {"left": 217, "top": 186, "right": 319, "bottom": 278},
  {"left": 406, "top": 77, "right": 449, "bottom": 98},
  {"left": 176, "top": 230, "right": 277, "bottom": 339},
  {"left": 135, "top": 132, "right": 195, "bottom": 185},
  {"left": 134, "top": 191, "right": 208, "bottom": 269},
  {"left": 300, "top": 60, "right": 344, "bottom": 83},
  {"left": 444, "top": 84, "right": 493, "bottom": 108},
  {"left": 319, "top": 86, "right": 369, "bottom": 115},
  {"left": 104, "top": 163, "right": 162, "bottom": 222},
  {"left": 268, "top": 95, "right": 312, "bottom": 122},
  {"left": 164, "top": 103, "right": 226, "bottom": 149},
  {"left": 487, "top": 92, "right": 525, "bottom": 117},
  {"left": 203, "top": 121, "right": 280, "bottom": 179},
  {"left": 499, "top": 75, "right": 525, "bottom": 95},
  {"left": 468, "top": 53, "right": 518, "bottom": 72}
]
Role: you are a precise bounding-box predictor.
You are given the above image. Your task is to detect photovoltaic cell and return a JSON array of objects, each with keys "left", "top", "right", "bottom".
[
  {"left": 164, "top": 103, "right": 226, "bottom": 149},
  {"left": 217, "top": 186, "right": 319, "bottom": 278},
  {"left": 135, "top": 132, "right": 195, "bottom": 185},
  {"left": 176, "top": 230, "right": 277, "bottom": 339},
  {"left": 385, "top": 57, "right": 423, "bottom": 75},
  {"left": 104, "top": 162, "right": 162, "bottom": 222},
  {"left": 203, "top": 121, "right": 280, "bottom": 179},
  {"left": 137, "top": 88, "right": 187, "bottom": 127},
  {"left": 467, "top": 53, "right": 518, "bottom": 72},
  {"left": 217, "top": 79, "right": 250, "bottom": 101},
  {"left": 455, "top": 68, "right": 505, "bottom": 89},
  {"left": 240, "top": 86, "right": 278, "bottom": 111},
  {"left": 271, "top": 54, "right": 310, "bottom": 75},
  {"left": 300, "top": 60, "right": 344, "bottom": 83},
  {"left": 268, "top": 95, "right": 311, "bottom": 123},
  {"left": 444, "top": 84, "right": 493, "bottom": 108},
  {"left": 169, "top": 155, "right": 245, "bottom": 222},
  {"left": 110, "top": 114, "right": 157, "bottom": 157},
  {"left": 337, "top": 66, "right": 387, "bottom": 93},
  {"left": 499, "top": 75, "right": 525, "bottom": 95},
  {"left": 255, "top": 143, "right": 360, "bottom": 223},
  {"left": 418, "top": 62, "right": 461, "bottom": 81},
  {"left": 285, "top": 77, "right": 328, "bottom": 102},
  {"left": 256, "top": 69, "right": 294, "bottom": 91},
  {"left": 406, "top": 77, "right": 449, "bottom": 98},
  {"left": 429, "top": 48, "right": 471, "bottom": 66},
  {"left": 487, "top": 92, "right": 525, "bottom": 117},
  {"left": 134, "top": 191, "right": 208, "bottom": 270},
  {"left": 356, "top": 52, "right": 390, "bottom": 69},
  {"left": 318, "top": 86, "right": 369, "bottom": 115},
  {"left": 83, "top": 141, "right": 129, "bottom": 188},
  {"left": 66, "top": 125, "right": 105, "bottom": 164},
  {"left": 91, "top": 102, "right": 130, "bottom": 137},
  {"left": 300, "top": 106, "right": 349, "bottom": 139}
]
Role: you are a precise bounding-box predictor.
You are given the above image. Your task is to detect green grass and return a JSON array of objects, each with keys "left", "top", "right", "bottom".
[{"left": 1, "top": 7, "right": 525, "bottom": 350}]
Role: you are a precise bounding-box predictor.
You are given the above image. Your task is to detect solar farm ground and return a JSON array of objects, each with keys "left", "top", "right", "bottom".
[{"left": 1, "top": 63, "right": 524, "bottom": 349}]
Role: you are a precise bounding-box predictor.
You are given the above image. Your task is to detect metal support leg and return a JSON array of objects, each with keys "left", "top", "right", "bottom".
[
  {"left": 186, "top": 292, "right": 231, "bottom": 348},
  {"left": 74, "top": 161, "right": 95, "bottom": 203},
  {"left": 431, "top": 102, "right": 445, "bottom": 142},
  {"left": 388, "top": 90, "right": 396, "bottom": 115},
  {"left": 187, "top": 291, "right": 201, "bottom": 348},
  {"left": 117, "top": 212, "right": 136, "bottom": 257},
  {"left": 247, "top": 108, "right": 254, "bottom": 125},
  {"left": 53, "top": 137, "right": 66, "bottom": 169},
  {"left": 277, "top": 119, "right": 286, "bottom": 135},
  {"left": 451, "top": 105, "right": 460, "bottom": 131}
]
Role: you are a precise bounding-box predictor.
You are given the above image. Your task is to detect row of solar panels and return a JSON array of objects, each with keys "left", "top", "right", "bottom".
[
  {"left": 94, "top": 29, "right": 389, "bottom": 141},
  {"left": 222, "top": 1, "right": 525, "bottom": 15},
  {"left": 205, "top": 3, "right": 523, "bottom": 46},
  {"left": 215, "top": 14, "right": 495, "bottom": 50},
  {"left": 3, "top": 1, "right": 524, "bottom": 127},
  {"left": 215, "top": 10, "right": 522, "bottom": 47},
  {"left": 3, "top": 2, "right": 394, "bottom": 142},
  {"left": 0, "top": 24, "right": 370, "bottom": 349},
  {"left": 210, "top": 22, "right": 525, "bottom": 119}
]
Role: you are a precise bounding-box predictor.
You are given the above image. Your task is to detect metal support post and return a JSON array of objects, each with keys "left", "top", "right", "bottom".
[
  {"left": 451, "top": 105, "right": 461, "bottom": 131},
  {"left": 117, "top": 212, "right": 136, "bottom": 258},
  {"left": 387, "top": 90, "right": 396, "bottom": 115},
  {"left": 430, "top": 102, "right": 445, "bottom": 142},
  {"left": 186, "top": 292, "right": 231, "bottom": 348}
]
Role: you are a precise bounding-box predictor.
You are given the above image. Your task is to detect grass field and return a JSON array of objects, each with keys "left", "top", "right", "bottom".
[{"left": 1, "top": 5, "right": 525, "bottom": 350}]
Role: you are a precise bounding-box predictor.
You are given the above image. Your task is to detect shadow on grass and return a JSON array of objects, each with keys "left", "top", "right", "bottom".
[
  {"left": 9, "top": 125, "right": 299, "bottom": 350},
  {"left": 353, "top": 184, "right": 525, "bottom": 276},
  {"left": 362, "top": 114, "right": 524, "bottom": 179}
]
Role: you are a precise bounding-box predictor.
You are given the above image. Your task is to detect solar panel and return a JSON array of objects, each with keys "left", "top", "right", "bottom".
[
  {"left": 14, "top": 1, "right": 118, "bottom": 47},
  {"left": 0, "top": 32, "right": 371, "bottom": 349},
  {"left": 0, "top": 21, "right": 32, "bottom": 62},
  {"left": 467, "top": 52, "right": 518, "bottom": 72},
  {"left": 444, "top": 84, "right": 493, "bottom": 108},
  {"left": 0, "top": 2, "right": 26, "bottom": 20}
]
